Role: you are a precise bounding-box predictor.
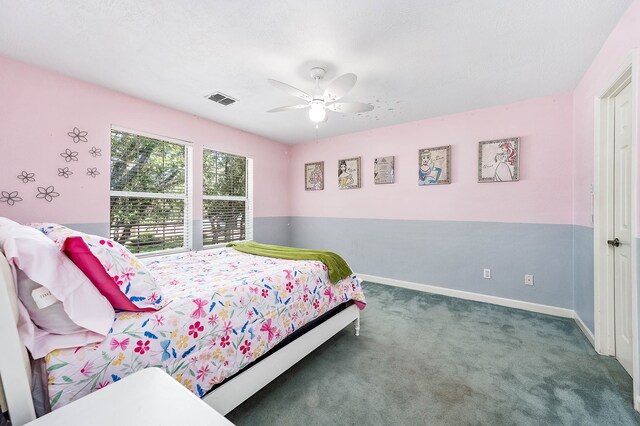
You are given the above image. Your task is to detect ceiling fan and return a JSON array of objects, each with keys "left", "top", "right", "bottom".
[{"left": 267, "top": 67, "right": 374, "bottom": 125}]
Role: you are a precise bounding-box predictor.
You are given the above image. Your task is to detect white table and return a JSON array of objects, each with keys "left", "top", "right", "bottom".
[{"left": 26, "top": 368, "right": 235, "bottom": 426}]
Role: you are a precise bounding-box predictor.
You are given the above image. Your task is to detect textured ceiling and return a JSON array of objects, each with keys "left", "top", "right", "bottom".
[{"left": 0, "top": 0, "right": 633, "bottom": 144}]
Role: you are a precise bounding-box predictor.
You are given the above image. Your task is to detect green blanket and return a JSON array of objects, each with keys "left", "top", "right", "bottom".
[{"left": 228, "top": 241, "right": 353, "bottom": 283}]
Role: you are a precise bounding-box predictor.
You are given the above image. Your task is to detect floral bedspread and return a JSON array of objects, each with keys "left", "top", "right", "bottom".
[{"left": 44, "top": 247, "right": 366, "bottom": 409}]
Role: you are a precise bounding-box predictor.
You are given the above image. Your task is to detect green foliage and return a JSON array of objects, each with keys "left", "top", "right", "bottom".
[
  {"left": 110, "top": 130, "right": 185, "bottom": 193},
  {"left": 110, "top": 131, "right": 187, "bottom": 253},
  {"left": 202, "top": 199, "right": 246, "bottom": 245},
  {"left": 110, "top": 132, "right": 249, "bottom": 253},
  {"left": 202, "top": 149, "right": 248, "bottom": 245},
  {"left": 203, "top": 149, "right": 246, "bottom": 196},
  {"left": 110, "top": 196, "right": 185, "bottom": 253}
]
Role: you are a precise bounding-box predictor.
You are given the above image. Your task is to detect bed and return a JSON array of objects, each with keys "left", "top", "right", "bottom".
[{"left": 0, "top": 245, "right": 366, "bottom": 425}]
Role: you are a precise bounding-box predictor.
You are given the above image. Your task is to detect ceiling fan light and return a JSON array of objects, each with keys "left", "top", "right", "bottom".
[{"left": 308, "top": 102, "right": 326, "bottom": 123}]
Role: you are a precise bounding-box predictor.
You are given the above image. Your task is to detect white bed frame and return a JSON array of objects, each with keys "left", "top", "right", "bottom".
[{"left": 0, "top": 252, "right": 360, "bottom": 425}]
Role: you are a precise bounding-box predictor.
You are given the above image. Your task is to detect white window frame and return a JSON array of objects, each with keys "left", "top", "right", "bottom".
[
  {"left": 202, "top": 148, "right": 253, "bottom": 249},
  {"left": 110, "top": 126, "right": 193, "bottom": 257}
]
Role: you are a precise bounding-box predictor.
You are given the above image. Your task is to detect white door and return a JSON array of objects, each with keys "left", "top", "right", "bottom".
[{"left": 613, "top": 82, "right": 633, "bottom": 376}]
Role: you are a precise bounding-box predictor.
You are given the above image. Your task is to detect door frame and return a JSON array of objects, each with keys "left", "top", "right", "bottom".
[{"left": 593, "top": 50, "right": 639, "bottom": 409}]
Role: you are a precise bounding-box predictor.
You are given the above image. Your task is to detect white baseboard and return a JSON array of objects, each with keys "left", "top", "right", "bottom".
[
  {"left": 357, "top": 273, "right": 575, "bottom": 318},
  {"left": 357, "top": 273, "right": 597, "bottom": 348},
  {"left": 572, "top": 311, "right": 595, "bottom": 346}
]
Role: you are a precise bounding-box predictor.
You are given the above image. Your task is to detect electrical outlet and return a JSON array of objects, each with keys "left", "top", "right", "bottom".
[
  {"left": 525, "top": 274, "right": 534, "bottom": 286},
  {"left": 483, "top": 269, "right": 491, "bottom": 279}
]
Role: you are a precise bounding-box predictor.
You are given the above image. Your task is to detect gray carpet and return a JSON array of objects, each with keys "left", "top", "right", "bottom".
[{"left": 226, "top": 282, "right": 640, "bottom": 425}]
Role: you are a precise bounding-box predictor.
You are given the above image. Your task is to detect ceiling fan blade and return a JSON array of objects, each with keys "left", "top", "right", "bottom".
[
  {"left": 267, "top": 104, "right": 309, "bottom": 113},
  {"left": 326, "top": 102, "right": 374, "bottom": 113},
  {"left": 323, "top": 73, "right": 357, "bottom": 102},
  {"left": 268, "top": 79, "right": 313, "bottom": 102}
]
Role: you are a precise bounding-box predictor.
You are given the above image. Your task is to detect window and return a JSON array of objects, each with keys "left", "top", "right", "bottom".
[
  {"left": 202, "top": 149, "right": 253, "bottom": 246},
  {"left": 110, "top": 129, "right": 192, "bottom": 254}
]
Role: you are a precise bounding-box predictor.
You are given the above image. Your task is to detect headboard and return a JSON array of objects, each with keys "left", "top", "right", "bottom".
[{"left": 0, "top": 252, "right": 36, "bottom": 425}]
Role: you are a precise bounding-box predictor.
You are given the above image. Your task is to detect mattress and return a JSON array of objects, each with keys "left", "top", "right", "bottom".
[{"left": 43, "top": 247, "right": 367, "bottom": 409}]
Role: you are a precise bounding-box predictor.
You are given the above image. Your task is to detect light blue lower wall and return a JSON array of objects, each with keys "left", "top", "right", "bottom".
[
  {"left": 290, "top": 217, "right": 574, "bottom": 309},
  {"left": 571, "top": 228, "right": 640, "bottom": 337},
  {"left": 64, "top": 222, "right": 110, "bottom": 237},
  {"left": 573, "top": 226, "right": 595, "bottom": 333},
  {"left": 65, "top": 217, "right": 609, "bottom": 328},
  {"left": 253, "top": 216, "right": 291, "bottom": 247}
]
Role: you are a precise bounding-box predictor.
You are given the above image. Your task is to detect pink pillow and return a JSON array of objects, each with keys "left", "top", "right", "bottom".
[
  {"left": 0, "top": 221, "right": 115, "bottom": 359},
  {"left": 63, "top": 237, "right": 159, "bottom": 312},
  {"left": 31, "top": 223, "right": 166, "bottom": 312}
]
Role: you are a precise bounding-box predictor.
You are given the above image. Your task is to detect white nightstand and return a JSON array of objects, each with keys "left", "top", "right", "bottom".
[{"left": 26, "top": 368, "right": 234, "bottom": 426}]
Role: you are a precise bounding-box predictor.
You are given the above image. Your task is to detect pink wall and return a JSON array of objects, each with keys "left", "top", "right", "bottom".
[
  {"left": 0, "top": 56, "right": 290, "bottom": 225},
  {"left": 290, "top": 93, "right": 574, "bottom": 225},
  {"left": 2, "top": 0, "right": 638, "bottom": 231},
  {"left": 572, "top": 0, "right": 640, "bottom": 233}
]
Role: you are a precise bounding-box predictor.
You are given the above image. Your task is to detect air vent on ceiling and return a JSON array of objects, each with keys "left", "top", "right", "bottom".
[{"left": 206, "top": 92, "right": 238, "bottom": 106}]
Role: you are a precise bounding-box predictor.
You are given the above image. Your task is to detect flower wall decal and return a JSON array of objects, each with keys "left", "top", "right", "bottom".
[
  {"left": 36, "top": 186, "right": 60, "bottom": 202},
  {"left": 58, "top": 167, "right": 73, "bottom": 178},
  {"left": 68, "top": 127, "right": 88, "bottom": 143},
  {"left": 17, "top": 171, "right": 35, "bottom": 183},
  {"left": 87, "top": 167, "right": 100, "bottom": 178},
  {"left": 60, "top": 149, "right": 79, "bottom": 162},
  {"left": 0, "top": 191, "right": 23, "bottom": 206},
  {"left": 8, "top": 125, "right": 103, "bottom": 208}
]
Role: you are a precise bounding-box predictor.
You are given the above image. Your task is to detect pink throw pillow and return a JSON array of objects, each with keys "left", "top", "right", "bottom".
[
  {"left": 31, "top": 223, "right": 166, "bottom": 312},
  {"left": 63, "top": 237, "right": 158, "bottom": 312}
]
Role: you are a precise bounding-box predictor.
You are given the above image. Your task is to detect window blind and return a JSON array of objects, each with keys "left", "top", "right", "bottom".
[
  {"left": 202, "top": 149, "right": 253, "bottom": 246},
  {"left": 110, "top": 129, "right": 192, "bottom": 254}
]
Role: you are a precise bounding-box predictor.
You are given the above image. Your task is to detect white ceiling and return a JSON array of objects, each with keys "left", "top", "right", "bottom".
[{"left": 0, "top": 0, "right": 633, "bottom": 144}]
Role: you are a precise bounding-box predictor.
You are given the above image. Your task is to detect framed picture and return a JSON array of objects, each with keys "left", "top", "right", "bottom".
[
  {"left": 374, "top": 156, "right": 395, "bottom": 184},
  {"left": 304, "top": 161, "right": 324, "bottom": 190},
  {"left": 418, "top": 145, "right": 450, "bottom": 185},
  {"left": 338, "top": 157, "right": 361, "bottom": 189},
  {"left": 478, "top": 137, "right": 520, "bottom": 182}
]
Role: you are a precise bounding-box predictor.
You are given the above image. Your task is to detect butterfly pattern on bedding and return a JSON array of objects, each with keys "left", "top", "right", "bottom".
[{"left": 44, "top": 247, "right": 366, "bottom": 409}]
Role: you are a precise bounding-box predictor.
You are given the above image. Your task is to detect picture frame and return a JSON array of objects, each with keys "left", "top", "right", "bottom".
[
  {"left": 478, "top": 137, "right": 520, "bottom": 183},
  {"left": 374, "top": 156, "right": 395, "bottom": 184},
  {"left": 418, "top": 145, "right": 451, "bottom": 185},
  {"left": 304, "top": 161, "right": 324, "bottom": 190},
  {"left": 338, "top": 157, "right": 361, "bottom": 189}
]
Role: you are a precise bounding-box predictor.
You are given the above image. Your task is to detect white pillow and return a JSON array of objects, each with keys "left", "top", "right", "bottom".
[
  {"left": 0, "top": 217, "right": 20, "bottom": 228},
  {"left": 0, "top": 220, "right": 115, "bottom": 359},
  {"left": 16, "top": 269, "right": 84, "bottom": 334}
]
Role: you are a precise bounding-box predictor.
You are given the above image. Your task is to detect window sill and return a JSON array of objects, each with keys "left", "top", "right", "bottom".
[
  {"left": 136, "top": 247, "right": 191, "bottom": 260},
  {"left": 137, "top": 239, "right": 254, "bottom": 261},
  {"left": 202, "top": 239, "right": 253, "bottom": 251}
]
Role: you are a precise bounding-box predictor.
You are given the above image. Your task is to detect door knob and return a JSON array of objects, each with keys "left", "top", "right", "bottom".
[{"left": 607, "top": 238, "right": 621, "bottom": 247}]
